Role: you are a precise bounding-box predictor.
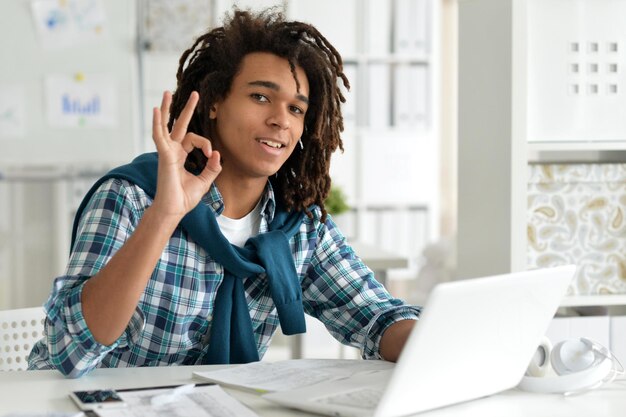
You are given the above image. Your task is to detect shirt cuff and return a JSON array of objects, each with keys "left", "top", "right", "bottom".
[
  {"left": 60, "top": 281, "right": 145, "bottom": 353},
  {"left": 362, "top": 305, "right": 422, "bottom": 360}
]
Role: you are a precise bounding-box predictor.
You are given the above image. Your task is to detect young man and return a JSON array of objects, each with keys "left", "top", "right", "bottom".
[{"left": 28, "top": 9, "right": 420, "bottom": 378}]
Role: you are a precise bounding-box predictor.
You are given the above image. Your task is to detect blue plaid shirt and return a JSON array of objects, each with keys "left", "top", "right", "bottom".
[{"left": 28, "top": 178, "right": 421, "bottom": 377}]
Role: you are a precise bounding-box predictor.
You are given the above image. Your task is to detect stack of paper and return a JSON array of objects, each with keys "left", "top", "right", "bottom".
[{"left": 193, "top": 359, "right": 394, "bottom": 393}]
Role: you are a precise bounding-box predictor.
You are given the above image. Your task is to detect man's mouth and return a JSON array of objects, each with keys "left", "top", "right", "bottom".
[{"left": 258, "top": 139, "right": 285, "bottom": 149}]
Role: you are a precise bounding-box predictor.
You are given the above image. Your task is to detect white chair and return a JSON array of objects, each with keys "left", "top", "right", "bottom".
[{"left": 0, "top": 307, "right": 45, "bottom": 371}]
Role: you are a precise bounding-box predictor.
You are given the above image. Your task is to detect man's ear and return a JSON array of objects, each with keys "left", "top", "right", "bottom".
[{"left": 209, "top": 104, "right": 218, "bottom": 120}]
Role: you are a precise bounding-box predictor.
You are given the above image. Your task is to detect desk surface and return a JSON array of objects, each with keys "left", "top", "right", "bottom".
[{"left": 2, "top": 365, "right": 626, "bottom": 417}]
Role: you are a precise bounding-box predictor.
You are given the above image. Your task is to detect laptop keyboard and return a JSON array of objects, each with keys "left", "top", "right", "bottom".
[{"left": 315, "top": 388, "right": 383, "bottom": 410}]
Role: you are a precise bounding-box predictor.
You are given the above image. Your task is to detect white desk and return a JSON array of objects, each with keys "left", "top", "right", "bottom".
[{"left": 2, "top": 365, "right": 626, "bottom": 417}]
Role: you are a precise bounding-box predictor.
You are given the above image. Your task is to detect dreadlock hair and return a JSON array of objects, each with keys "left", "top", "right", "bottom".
[{"left": 168, "top": 7, "right": 349, "bottom": 221}]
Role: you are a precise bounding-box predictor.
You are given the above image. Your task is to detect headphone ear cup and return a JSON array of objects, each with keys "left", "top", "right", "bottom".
[
  {"left": 526, "top": 337, "right": 552, "bottom": 377},
  {"left": 551, "top": 338, "right": 596, "bottom": 375}
]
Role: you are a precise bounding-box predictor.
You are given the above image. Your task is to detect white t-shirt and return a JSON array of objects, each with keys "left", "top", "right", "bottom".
[{"left": 216, "top": 199, "right": 263, "bottom": 247}]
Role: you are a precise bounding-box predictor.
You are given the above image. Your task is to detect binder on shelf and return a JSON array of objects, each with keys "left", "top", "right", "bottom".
[
  {"left": 393, "top": 65, "right": 411, "bottom": 127},
  {"left": 367, "top": 64, "right": 391, "bottom": 128},
  {"left": 412, "top": 0, "right": 429, "bottom": 55},
  {"left": 366, "top": 0, "right": 392, "bottom": 55},
  {"left": 393, "top": 64, "right": 428, "bottom": 129},
  {"left": 393, "top": 0, "right": 412, "bottom": 55},
  {"left": 394, "top": 0, "right": 429, "bottom": 56}
]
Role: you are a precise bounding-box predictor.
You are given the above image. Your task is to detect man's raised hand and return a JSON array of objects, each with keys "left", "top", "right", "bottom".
[{"left": 151, "top": 91, "right": 222, "bottom": 219}]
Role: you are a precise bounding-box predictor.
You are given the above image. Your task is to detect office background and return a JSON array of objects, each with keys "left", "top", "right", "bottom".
[
  {"left": 0, "top": 0, "right": 448, "bottom": 309},
  {"left": 1, "top": 0, "right": 625, "bottom": 360}
]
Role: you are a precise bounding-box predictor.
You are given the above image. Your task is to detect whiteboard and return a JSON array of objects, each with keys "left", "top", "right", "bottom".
[{"left": 0, "top": 0, "right": 139, "bottom": 166}]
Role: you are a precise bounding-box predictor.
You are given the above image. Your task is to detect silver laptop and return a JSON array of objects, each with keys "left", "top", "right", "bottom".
[{"left": 264, "top": 265, "right": 576, "bottom": 417}]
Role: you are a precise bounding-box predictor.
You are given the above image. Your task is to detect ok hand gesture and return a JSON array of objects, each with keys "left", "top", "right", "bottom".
[{"left": 151, "top": 91, "right": 222, "bottom": 220}]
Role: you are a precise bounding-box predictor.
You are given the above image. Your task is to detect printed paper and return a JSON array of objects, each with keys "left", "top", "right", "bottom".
[
  {"left": 31, "top": 0, "right": 108, "bottom": 49},
  {"left": 45, "top": 73, "right": 117, "bottom": 128},
  {"left": 0, "top": 85, "right": 26, "bottom": 138}
]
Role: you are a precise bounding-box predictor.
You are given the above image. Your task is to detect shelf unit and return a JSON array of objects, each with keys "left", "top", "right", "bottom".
[
  {"left": 561, "top": 295, "right": 626, "bottom": 308},
  {"left": 528, "top": 148, "right": 626, "bottom": 164},
  {"left": 457, "top": 0, "right": 626, "bottom": 303}
]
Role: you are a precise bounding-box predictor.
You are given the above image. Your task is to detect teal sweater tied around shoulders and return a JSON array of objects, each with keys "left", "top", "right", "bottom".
[{"left": 71, "top": 152, "right": 307, "bottom": 364}]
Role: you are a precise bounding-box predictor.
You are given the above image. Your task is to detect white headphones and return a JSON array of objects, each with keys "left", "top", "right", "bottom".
[{"left": 518, "top": 337, "right": 623, "bottom": 395}]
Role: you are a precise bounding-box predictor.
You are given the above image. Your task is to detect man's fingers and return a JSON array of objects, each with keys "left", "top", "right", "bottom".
[
  {"left": 197, "top": 150, "right": 222, "bottom": 184},
  {"left": 160, "top": 91, "right": 172, "bottom": 138},
  {"left": 180, "top": 132, "right": 221, "bottom": 183},
  {"left": 181, "top": 132, "right": 212, "bottom": 154},
  {"left": 152, "top": 107, "right": 166, "bottom": 150},
  {"left": 170, "top": 91, "right": 199, "bottom": 141}
]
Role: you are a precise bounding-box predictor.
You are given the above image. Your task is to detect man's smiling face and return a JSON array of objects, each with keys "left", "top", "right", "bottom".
[{"left": 210, "top": 52, "right": 310, "bottom": 182}]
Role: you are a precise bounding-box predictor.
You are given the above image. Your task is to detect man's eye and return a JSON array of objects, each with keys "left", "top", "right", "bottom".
[
  {"left": 251, "top": 93, "right": 269, "bottom": 102},
  {"left": 290, "top": 105, "right": 304, "bottom": 115}
]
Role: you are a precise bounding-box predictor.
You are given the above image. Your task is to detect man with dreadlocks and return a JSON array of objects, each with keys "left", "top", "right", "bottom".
[{"left": 28, "top": 8, "right": 421, "bottom": 378}]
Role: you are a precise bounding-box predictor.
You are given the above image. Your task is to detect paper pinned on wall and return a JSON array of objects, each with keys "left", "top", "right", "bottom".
[
  {"left": 30, "top": 0, "right": 108, "bottom": 49},
  {"left": 0, "top": 85, "right": 26, "bottom": 138},
  {"left": 45, "top": 73, "right": 118, "bottom": 128}
]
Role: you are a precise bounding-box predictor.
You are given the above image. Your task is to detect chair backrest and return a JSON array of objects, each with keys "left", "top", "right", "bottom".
[{"left": 0, "top": 307, "right": 45, "bottom": 371}]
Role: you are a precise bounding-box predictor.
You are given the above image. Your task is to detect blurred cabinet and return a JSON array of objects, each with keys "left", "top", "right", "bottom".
[{"left": 457, "top": 0, "right": 626, "bottom": 299}]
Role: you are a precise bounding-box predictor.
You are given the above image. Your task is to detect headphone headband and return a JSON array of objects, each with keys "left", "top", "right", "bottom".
[
  {"left": 518, "top": 354, "right": 613, "bottom": 393},
  {"left": 518, "top": 337, "right": 623, "bottom": 395}
]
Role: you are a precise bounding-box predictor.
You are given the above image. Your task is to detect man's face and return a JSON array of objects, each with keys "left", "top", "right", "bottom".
[{"left": 210, "top": 52, "right": 310, "bottom": 181}]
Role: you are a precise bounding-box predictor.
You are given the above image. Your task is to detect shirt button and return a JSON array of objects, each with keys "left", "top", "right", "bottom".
[
  {"left": 212, "top": 202, "right": 220, "bottom": 210},
  {"left": 207, "top": 314, "right": 213, "bottom": 321},
  {"left": 259, "top": 273, "right": 266, "bottom": 279}
]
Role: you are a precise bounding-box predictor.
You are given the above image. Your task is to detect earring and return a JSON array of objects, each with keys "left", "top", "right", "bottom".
[{"left": 299, "top": 139, "right": 304, "bottom": 150}]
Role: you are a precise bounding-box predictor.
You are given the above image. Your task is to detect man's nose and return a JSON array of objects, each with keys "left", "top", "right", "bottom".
[{"left": 267, "top": 106, "right": 290, "bottom": 129}]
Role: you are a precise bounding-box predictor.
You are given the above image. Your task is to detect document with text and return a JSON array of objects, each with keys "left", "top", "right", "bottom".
[
  {"left": 95, "top": 384, "right": 258, "bottom": 417},
  {"left": 193, "top": 359, "right": 394, "bottom": 393}
]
